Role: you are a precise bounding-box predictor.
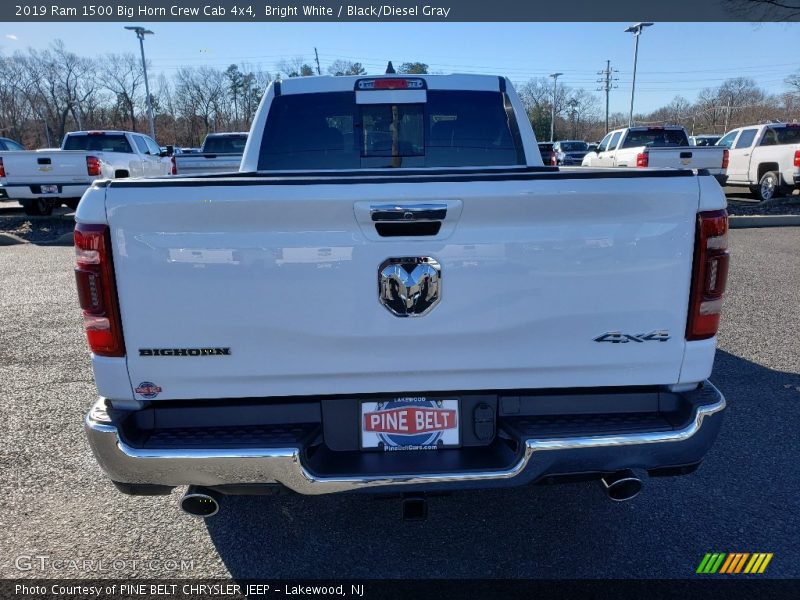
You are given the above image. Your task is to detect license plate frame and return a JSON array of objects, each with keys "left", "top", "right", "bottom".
[
  {"left": 40, "top": 185, "right": 58, "bottom": 194},
  {"left": 360, "top": 397, "right": 460, "bottom": 451}
]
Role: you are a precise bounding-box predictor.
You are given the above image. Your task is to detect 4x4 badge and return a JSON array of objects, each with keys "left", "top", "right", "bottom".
[{"left": 594, "top": 330, "right": 670, "bottom": 343}]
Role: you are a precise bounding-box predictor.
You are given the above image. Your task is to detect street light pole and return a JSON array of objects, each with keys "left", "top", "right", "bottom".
[
  {"left": 549, "top": 72, "right": 563, "bottom": 143},
  {"left": 125, "top": 26, "right": 156, "bottom": 140},
  {"left": 625, "top": 22, "right": 653, "bottom": 127}
]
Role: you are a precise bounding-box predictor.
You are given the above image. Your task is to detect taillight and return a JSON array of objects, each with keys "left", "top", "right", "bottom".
[
  {"left": 686, "top": 209, "right": 729, "bottom": 341},
  {"left": 794, "top": 150, "right": 800, "bottom": 168},
  {"left": 74, "top": 224, "right": 125, "bottom": 356},
  {"left": 636, "top": 152, "right": 649, "bottom": 167},
  {"left": 722, "top": 149, "right": 729, "bottom": 170},
  {"left": 170, "top": 155, "right": 177, "bottom": 175},
  {"left": 86, "top": 155, "right": 101, "bottom": 176},
  {"left": 0, "top": 157, "right": 5, "bottom": 178},
  {"left": 356, "top": 78, "right": 425, "bottom": 90}
]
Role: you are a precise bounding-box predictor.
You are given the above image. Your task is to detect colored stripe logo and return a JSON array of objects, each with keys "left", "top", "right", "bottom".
[{"left": 697, "top": 553, "right": 773, "bottom": 574}]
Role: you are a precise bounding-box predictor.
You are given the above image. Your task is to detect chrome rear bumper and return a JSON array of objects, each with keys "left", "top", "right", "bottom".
[{"left": 85, "top": 382, "right": 726, "bottom": 495}]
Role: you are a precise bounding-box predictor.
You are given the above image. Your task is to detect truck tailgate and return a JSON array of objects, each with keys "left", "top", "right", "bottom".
[
  {"left": 104, "top": 171, "right": 700, "bottom": 400},
  {"left": 646, "top": 147, "right": 725, "bottom": 171},
  {"left": 174, "top": 154, "right": 243, "bottom": 175},
  {"left": 0, "top": 151, "right": 90, "bottom": 184}
]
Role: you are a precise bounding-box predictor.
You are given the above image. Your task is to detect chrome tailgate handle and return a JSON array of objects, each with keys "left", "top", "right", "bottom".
[{"left": 370, "top": 203, "right": 448, "bottom": 222}]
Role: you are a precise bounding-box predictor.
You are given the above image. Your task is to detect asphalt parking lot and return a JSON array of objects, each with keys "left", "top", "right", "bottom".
[{"left": 1, "top": 227, "right": 798, "bottom": 580}]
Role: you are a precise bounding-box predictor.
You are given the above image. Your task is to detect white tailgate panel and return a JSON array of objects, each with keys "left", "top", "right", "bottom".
[{"left": 106, "top": 175, "right": 699, "bottom": 400}]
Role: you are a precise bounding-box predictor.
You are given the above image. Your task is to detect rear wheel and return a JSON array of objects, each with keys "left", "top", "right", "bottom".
[
  {"left": 751, "top": 171, "right": 782, "bottom": 202},
  {"left": 21, "top": 198, "right": 54, "bottom": 216}
]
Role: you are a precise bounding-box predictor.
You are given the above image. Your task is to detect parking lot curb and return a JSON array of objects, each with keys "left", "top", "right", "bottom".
[
  {"left": 0, "top": 232, "right": 29, "bottom": 246},
  {"left": 729, "top": 215, "right": 800, "bottom": 229},
  {"left": 39, "top": 232, "right": 75, "bottom": 246}
]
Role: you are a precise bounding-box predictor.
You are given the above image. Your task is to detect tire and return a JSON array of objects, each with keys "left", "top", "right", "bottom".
[
  {"left": 64, "top": 199, "right": 80, "bottom": 211},
  {"left": 751, "top": 171, "right": 783, "bottom": 202},
  {"left": 21, "top": 198, "right": 54, "bottom": 216}
]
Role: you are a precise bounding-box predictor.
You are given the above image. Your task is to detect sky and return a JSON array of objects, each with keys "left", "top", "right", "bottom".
[{"left": 1, "top": 21, "right": 799, "bottom": 114}]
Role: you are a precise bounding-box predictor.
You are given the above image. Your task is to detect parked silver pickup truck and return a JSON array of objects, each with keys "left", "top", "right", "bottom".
[
  {"left": 77, "top": 73, "right": 728, "bottom": 519},
  {"left": 172, "top": 132, "right": 247, "bottom": 175}
]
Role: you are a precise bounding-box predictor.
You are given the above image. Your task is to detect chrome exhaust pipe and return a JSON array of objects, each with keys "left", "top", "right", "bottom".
[
  {"left": 600, "top": 469, "right": 644, "bottom": 502},
  {"left": 180, "top": 486, "right": 221, "bottom": 518}
]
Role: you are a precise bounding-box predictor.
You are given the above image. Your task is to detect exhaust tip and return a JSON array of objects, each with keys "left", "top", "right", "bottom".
[
  {"left": 180, "top": 486, "right": 220, "bottom": 518},
  {"left": 600, "top": 469, "right": 644, "bottom": 502}
]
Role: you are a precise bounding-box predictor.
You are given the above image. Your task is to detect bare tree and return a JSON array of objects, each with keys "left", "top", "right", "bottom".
[
  {"left": 277, "top": 56, "right": 315, "bottom": 78},
  {"left": 174, "top": 67, "right": 226, "bottom": 141},
  {"left": 327, "top": 60, "right": 366, "bottom": 76},
  {"left": 722, "top": 0, "right": 800, "bottom": 20},
  {"left": 102, "top": 53, "right": 145, "bottom": 132}
]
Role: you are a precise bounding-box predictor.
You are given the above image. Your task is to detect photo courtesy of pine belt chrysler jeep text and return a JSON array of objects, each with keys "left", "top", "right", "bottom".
[{"left": 75, "top": 73, "right": 729, "bottom": 518}]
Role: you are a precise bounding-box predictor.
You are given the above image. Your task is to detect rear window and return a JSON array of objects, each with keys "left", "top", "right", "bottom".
[
  {"left": 258, "top": 90, "right": 523, "bottom": 170},
  {"left": 203, "top": 135, "right": 248, "bottom": 154},
  {"left": 1, "top": 139, "right": 24, "bottom": 151},
  {"left": 621, "top": 129, "right": 688, "bottom": 149},
  {"left": 760, "top": 126, "right": 800, "bottom": 146},
  {"left": 558, "top": 142, "right": 588, "bottom": 152},
  {"left": 693, "top": 136, "right": 720, "bottom": 147},
  {"left": 63, "top": 134, "right": 133, "bottom": 153}
]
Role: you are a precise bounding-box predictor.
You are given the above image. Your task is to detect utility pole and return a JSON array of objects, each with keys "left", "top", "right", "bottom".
[
  {"left": 624, "top": 22, "right": 653, "bottom": 127},
  {"left": 41, "top": 118, "right": 52, "bottom": 148},
  {"left": 125, "top": 26, "right": 156, "bottom": 140},
  {"left": 549, "top": 72, "right": 563, "bottom": 143},
  {"left": 596, "top": 60, "right": 618, "bottom": 134},
  {"left": 723, "top": 95, "right": 733, "bottom": 132},
  {"left": 314, "top": 47, "right": 322, "bottom": 76}
]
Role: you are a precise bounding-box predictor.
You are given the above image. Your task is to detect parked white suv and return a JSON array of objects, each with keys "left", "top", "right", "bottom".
[{"left": 716, "top": 123, "right": 800, "bottom": 201}]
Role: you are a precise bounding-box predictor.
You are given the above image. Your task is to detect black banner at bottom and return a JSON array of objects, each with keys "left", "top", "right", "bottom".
[{"left": 4, "top": 579, "right": 800, "bottom": 600}]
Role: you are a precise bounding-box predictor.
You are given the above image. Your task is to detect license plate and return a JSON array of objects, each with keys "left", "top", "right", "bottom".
[
  {"left": 41, "top": 185, "right": 58, "bottom": 194},
  {"left": 361, "top": 398, "right": 459, "bottom": 451}
]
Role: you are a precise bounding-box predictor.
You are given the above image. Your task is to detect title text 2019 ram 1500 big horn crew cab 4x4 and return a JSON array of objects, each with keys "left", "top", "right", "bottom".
[
  {"left": 0, "top": 130, "right": 173, "bottom": 215},
  {"left": 582, "top": 125, "right": 729, "bottom": 185},
  {"left": 77, "top": 74, "right": 728, "bottom": 517}
]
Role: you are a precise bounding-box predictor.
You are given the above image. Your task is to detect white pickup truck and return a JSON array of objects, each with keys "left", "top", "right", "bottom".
[
  {"left": 77, "top": 74, "right": 728, "bottom": 518},
  {"left": 172, "top": 132, "right": 248, "bottom": 175},
  {"left": 716, "top": 123, "right": 800, "bottom": 201},
  {"left": 0, "top": 130, "right": 173, "bottom": 215},
  {"left": 582, "top": 125, "right": 729, "bottom": 185}
]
